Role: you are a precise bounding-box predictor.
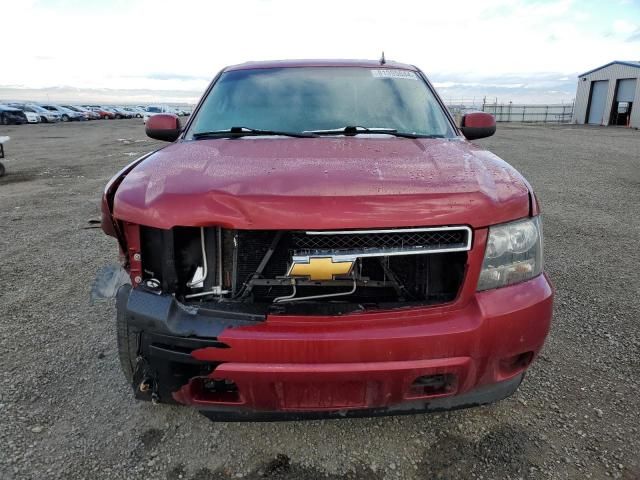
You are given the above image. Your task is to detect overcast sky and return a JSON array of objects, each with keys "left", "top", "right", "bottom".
[{"left": 2, "top": 0, "right": 639, "bottom": 104}]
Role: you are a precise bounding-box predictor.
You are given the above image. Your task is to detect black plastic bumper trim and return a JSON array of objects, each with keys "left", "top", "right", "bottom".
[{"left": 119, "top": 285, "right": 263, "bottom": 338}]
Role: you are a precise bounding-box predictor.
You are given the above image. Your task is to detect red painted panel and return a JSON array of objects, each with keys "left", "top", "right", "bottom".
[
  {"left": 463, "top": 112, "right": 496, "bottom": 128},
  {"left": 113, "top": 138, "right": 531, "bottom": 230},
  {"left": 192, "top": 275, "right": 551, "bottom": 365},
  {"left": 174, "top": 357, "right": 473, "bottom": 411},
  {"left": 146, "top": 113, "right": 179, "bottom": 131},
  {"left": 180, "top": 274, "right": 552, "bottom": 412}
]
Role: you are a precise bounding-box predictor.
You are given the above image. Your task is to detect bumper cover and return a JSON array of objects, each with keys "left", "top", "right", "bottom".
[{"left": 120, "top": 274, "right": 552, "bottom": 419}]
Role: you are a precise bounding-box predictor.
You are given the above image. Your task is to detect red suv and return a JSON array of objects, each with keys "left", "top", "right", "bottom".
[{"left": 101, "top": 59, "right": 553, "bottom": 420}]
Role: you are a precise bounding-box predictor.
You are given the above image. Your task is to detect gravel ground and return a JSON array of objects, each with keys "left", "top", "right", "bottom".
[{"left": 0, "top": 120, "right": 638, "bottom": 480}]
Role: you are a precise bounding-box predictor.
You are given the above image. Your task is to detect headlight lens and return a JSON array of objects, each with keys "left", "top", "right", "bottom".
[{"left": 477, "top": 217, "right": 543, "bottom": 291}]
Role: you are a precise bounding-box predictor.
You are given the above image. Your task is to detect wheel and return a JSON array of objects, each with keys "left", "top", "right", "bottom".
[
  {"left": 40, "top": 116, "right": 48, "bottom": 123},
  {"left": 1, "top": 114, "right": 8, "bottom": 125},
  {"left": 61, "top": 114, "right": 69, "bottom": 122},
  {"left": 116, "top": 114, "right": 122, "bottom": 119},
  {"left": 116, "top": 285, "right": 139, "bottom": 383},
  {"left": 0, "top": 162, "right": 5, "bottom": 177}
]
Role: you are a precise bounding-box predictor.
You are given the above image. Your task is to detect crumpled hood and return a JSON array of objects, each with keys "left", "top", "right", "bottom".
[{"left": 113, "top": 137, "right": 531, "bottom": 230}]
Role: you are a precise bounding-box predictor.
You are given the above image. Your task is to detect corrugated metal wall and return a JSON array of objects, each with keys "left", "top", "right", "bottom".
[{"left": 573, "top": 63, "right": 640, "bottom": 127}]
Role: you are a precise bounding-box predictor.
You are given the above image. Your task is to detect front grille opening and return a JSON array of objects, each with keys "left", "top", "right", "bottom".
[
  {"left": 139, "top": 226, "right": 469, "bottom": 312},
  {"left": 232, "top": 230, "right": 467, "bottom": 305},
  {"left": 245, "top": 252, "right": 467, "bottom": 304}
]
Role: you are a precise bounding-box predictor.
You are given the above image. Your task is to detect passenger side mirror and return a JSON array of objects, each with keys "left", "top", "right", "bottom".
[
  {"left": 146, "top": 114, "right": 181, "bottom": 142},
  {"left": 460, "top": 112, "right": 496, "bottom": 140}
]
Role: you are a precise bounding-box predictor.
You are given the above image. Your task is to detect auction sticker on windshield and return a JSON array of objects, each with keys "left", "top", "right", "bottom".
[{"left": 370, "top": 69, "right": 418, "bottom": 80}]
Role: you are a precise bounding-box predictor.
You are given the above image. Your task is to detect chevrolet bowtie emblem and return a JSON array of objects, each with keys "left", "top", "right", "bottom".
[{"left": 287, "top": 256, "right": 355, "bottom": 281}]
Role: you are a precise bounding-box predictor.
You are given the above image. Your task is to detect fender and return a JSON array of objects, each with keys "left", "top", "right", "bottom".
[{"left": 101, "top": 151, "right": 156, "bottom": 251}]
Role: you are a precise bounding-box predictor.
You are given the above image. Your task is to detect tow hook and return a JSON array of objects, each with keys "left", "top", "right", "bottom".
[
  {"left": 133, "top": 357, "right": 159, "bottom": 404},
  {"left": 139, "top": 377, "right": 153, "bottom": 393}
]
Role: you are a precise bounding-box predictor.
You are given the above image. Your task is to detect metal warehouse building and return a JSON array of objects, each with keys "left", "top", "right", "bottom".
[{"left": 573, "top": 60, "right": 640, "bottom": 128}]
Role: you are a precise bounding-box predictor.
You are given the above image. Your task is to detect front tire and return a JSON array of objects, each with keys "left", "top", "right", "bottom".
[
  {"left": 0, "top": 162, "right": 5, "bottom": 177},
  {"left": 61, "top": 114, "right": 69, "bottom": 122},
  {"left": 116, "top": 285, "right": 139, "bottom": 383},
  {"left": 1, "top": 114, "right": 8, "bottom": 125}
]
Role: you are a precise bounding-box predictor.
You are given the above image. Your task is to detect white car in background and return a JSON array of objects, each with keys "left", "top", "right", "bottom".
[
  {"left": 23, "top": 110, "right": 40, "bottom": 123},
  {"left": 143, "top": 105, "right": 173, "bottom": 124},
  {"left": 122, "top": 106, "right": 146, "bottom": 118}
]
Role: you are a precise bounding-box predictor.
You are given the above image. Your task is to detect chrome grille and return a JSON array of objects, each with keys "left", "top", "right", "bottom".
[{"left": 291, "top": 227, "right": 471, "bottom": 257}]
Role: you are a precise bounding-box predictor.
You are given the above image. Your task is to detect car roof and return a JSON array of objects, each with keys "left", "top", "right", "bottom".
[{"left": 224, "top": 58, "right": 419, "bottom": 72}]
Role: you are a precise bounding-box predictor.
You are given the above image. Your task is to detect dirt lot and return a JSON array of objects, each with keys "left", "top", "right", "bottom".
[{"left": 0, "top": 120, "right": 638, "bottom": 480}]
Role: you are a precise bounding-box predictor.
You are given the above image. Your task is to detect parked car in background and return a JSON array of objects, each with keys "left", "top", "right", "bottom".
[
  {"left": 7, "top": 105, "right": 40, "bottom": 123},
  {"left": 109, "top": 107, "right": 133, "bottom": 119},
  {"left": 85, "top": 106, "right": 116, "bottom": 119},
  {"left": 122, "top": 106, "right": 145, "bottom": 118},
  {"left": 94, "top": 106, "right": 126, "bottom": 119},
  {"left": 76, "top": 106, "right": 102, "bottom": 120},
  {"left": 0, "top": 105, "right": 28, "bottom": 125},
  {"left": 61, "top": 105, "right": 91, "bottom": 121},
  {"left": 143, "top": 105, "right": 172, "bottom": 123},
  {"left": 23, "top": 110, "right": 40, "bottom": 123},
  {"left": 63, "top": 105, "right": 99, "bottom": 120},
  {"left": 12, "top": 104, "right": 62, "bottom": 123},
  {"left": 40, "top": 104, "right": 85, "bottom": 122}
]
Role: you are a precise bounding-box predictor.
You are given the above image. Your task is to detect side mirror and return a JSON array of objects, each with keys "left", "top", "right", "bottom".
[
  {"left": 460, "top": 112, "right": 496, "bottom": 140},
  {"left": 145, "top": 114, "right": 181, "bottom": 142}
]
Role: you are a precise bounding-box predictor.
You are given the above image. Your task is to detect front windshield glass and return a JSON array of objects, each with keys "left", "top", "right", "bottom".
[
  {"left": 147, "top": 106, "right": 161, "bottom": 113},
  {"left": 189, "top": 67, "right": 454, "bottom": 137}
]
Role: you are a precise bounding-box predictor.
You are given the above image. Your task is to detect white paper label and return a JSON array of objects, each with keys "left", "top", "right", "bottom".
[{"left": 370, "top": 69, "right": 418, "bottom": 80}]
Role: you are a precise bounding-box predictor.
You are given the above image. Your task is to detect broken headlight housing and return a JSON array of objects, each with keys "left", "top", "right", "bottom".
[{"left": 477, "top": 216, "right": 543, "bottom": 291}]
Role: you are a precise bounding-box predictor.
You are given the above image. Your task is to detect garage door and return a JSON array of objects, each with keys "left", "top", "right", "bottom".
[
  {"left": 587, "top": 80, "right": 609, "bottom": 124},
  {"left": 616, "top": 79, "right": 637, "bottom": 102}
]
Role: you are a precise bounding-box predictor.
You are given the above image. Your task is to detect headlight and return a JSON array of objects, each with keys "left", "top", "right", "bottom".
[{"left": 477, "top": 217, "right": 543, "bottom": 291}]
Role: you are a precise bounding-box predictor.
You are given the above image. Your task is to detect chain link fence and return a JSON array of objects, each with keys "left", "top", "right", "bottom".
[
  {"left": 481, "top": 102, "right": 574, "bottom": 123},
  {"left": 446, "top": 99, "right": 575, "bottom": 124}
]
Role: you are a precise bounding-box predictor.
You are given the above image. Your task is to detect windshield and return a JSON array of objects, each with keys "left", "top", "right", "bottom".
[
  {"left": 188, "top": 67, "right": 454, "bottom": 138},
  {"left": 147, "top": 106, "right": 162, "bottom": 113}
]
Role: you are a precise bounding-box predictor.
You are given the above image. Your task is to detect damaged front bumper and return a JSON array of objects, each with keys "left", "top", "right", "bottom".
[{"left": 119, "top": 273, "right": 553, "bottom": 420}]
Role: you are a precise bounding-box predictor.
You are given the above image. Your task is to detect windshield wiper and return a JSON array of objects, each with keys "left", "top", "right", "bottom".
[
  {"left": 305, "top": 126, "right": 444, "bottom": 139},
  {"left": 192, "top": 126, "right": 318, "bottom": 139}
]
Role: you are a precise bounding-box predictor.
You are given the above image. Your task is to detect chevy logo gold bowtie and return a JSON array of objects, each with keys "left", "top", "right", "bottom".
[{"left": 287, "top": 257, "right": 355, "bottom": 281}]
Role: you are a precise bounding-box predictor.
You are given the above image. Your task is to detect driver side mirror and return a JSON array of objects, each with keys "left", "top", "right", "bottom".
[
  {"left": 146, "top": 113, "right": 181, "bottom": 142},
  {"left": 460, "top": 112, "right": 496, "bottom": 140}
]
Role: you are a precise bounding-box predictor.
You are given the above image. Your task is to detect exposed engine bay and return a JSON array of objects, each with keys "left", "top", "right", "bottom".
[{"left": 136, "top": 226, "right": 471, "bottom": 314}]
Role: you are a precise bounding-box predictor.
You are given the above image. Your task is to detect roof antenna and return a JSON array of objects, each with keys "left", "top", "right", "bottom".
[{"left": 380, "top": 51, "right": 386, "bottom": 65}]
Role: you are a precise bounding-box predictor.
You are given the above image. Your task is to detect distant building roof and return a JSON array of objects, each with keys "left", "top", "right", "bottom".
[{"left": 579, "top": 61, "right": 640, "bottom": 77}]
